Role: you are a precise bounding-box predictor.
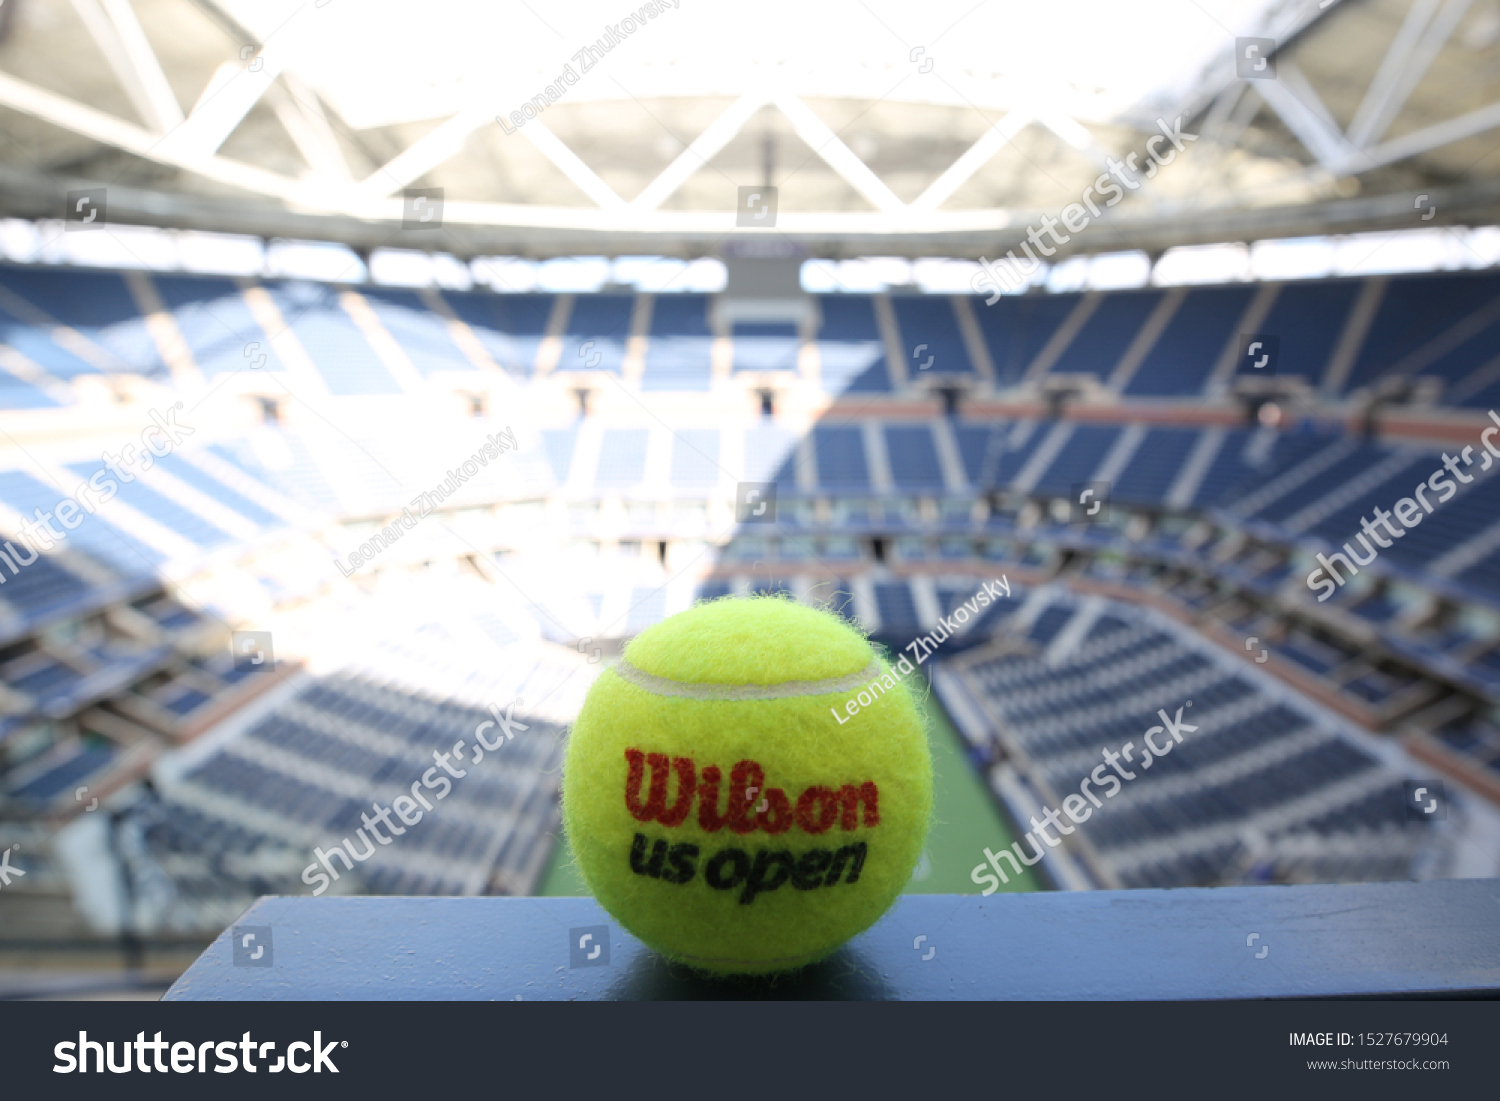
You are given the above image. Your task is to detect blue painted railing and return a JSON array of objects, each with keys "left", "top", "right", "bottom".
[{"left": 166, "top": 878, "right": 1500, "bottom": 1000}]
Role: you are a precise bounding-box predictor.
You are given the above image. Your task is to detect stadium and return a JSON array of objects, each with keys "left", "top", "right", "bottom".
[{"left": 0, "top": 0, "right": 1498, "bottom": 1003}]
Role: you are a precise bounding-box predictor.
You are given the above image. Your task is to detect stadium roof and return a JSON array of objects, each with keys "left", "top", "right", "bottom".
[{"left": 2, "top": 0, "right": 1500, "bottom": 256}]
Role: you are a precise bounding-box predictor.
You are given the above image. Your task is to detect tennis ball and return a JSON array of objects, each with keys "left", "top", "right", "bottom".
[{"left": 562, "top": 595, "right": 932, "bottom": 975}]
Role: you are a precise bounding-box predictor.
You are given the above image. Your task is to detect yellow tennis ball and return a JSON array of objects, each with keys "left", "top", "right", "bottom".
[{"left": 562, "top": 595, "right": 932, "bottom": 975}]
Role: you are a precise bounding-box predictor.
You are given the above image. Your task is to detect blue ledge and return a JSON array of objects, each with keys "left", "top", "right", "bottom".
[{"left": 166, "top": 878, "right": 1500, "bottom": 1000}]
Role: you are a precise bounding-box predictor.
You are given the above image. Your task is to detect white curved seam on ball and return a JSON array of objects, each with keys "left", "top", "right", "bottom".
[{"left": 610, "top": 658, "right": 886, "bottom": 701}]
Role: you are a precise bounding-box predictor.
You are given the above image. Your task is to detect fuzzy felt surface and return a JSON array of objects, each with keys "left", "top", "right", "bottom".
[
  {"left": 563, "top": 596, "right": 933, "bottom": 975},
  {"left": 621, "top": 594, "right": 876, "bottom": 685}
]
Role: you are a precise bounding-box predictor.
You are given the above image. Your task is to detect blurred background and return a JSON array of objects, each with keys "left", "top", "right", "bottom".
[{"left": 0, "top": 0, "right": 1499, "bottom": 998}]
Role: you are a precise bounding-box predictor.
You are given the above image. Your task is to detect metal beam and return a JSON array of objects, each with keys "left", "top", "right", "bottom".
[
  {"left": 1346, "top": 0, "right": 1443, "bottom": 148},
  {"left": 69, "top": 0, "right": 184, "bottom": 133},
  {"left": 356, "top": 106, "right": 496, "bottom": 198},
  {"left": 273, "top": 73, "right": 351, "bottom": 181},
  {"left": 1350, "top": 0, "right": 1472, "bottom": 148},
  {"left": 1254, "top": 61, "right": 1363, "bottom": 174},
  {"left": 772, "top": 93, "right": 906, "bottom": 213},
  {"left": 1037, "top": 109, "right": 1113, "bottom": 173},
  {"left": 154, "top": 2, "right": 334, "bottom": 166},
  {"left": 630, "top": 93, "right": 768, "bottom": 211},
  {"left": 9, "top": 153, "right": 1500, "bottom": 261},
  {"left": 912, "top": 108, "right": 1034, "bottom": 211},
  {"left": 1161, "top": 0, "right": 1346, "bottom": 137},
  {"left": 518, "top": 121, "right": 626, "bottom": 210},
  {"left": 1361, "top": 95, "right": 1500, "bottom": 168},
  {"left": 98, "top": 0, "right": 184, "bottom": 128},
  {"left": 0, "top": 69, "right": 312, "bottom": 203},
  {"left": 8, "top": 60, "right": 1500, "bottom": 248}
]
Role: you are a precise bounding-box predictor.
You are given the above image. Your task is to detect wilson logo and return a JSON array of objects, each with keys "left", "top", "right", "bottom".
[{"left": 624, "top": 749, "right": 879, "bottom": 835}]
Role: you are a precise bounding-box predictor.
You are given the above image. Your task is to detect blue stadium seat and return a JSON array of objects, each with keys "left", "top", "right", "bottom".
[
  {"left": 208, "top": 436, "right": 342, "bottom": 515},
  {"left": 593, "top": 428, "right": 649, "bottom": 490},
  {"left": 1343, "top": 272, "right": 1500, "bottom": 394},
  {"left": 890, "top": 296, "right": 972, "bottom": 375},
  {"left": 743, "top": 423, "right": 800, "bottom": 490},
  {"left": 0, "top": 469, "right": 162, "bottom": 574},
  {"left": 0, "top": 379, "right": 61, "bottom": 408},
  {"left": 874, "top": 581, "right": 919, "bottom": 631},
  {"left": 6, "top": 744, "right": 115, "bottom": 804},
  {"left": 817, "top": 297, "right": 890, "bottom": 393},
  {"left": 884, "top": 424, "right": 945, "bottom": 490},
  {"left": 1416, "top": 306, "right": 1500, "bottom": 392},
  {"left": 361, "top": 288, "right": 472, "bottom": 376},
  {"left": 0, "top": 268, "right": 161, "bottom": 375},
  {"left": 0, "top": 550, "right": 91, "bottom": 619},
  {"left": 1030, "top": 423, "right": 1121, "bottom": 498},
  {"left": 0, "top": 305, "right": 99, "bottom": 379},
  {"left": 732, "top": 321, "right": 799, "bottom": 373},
  {"left": 153, "top": 453, "right": 283, "bottom": 528},
  {"left": 669, "top": 429, "right": 719, "bottom": 489},
  {"left": 990, "top": 421, "right": 1048, "bottom": 488},
  {"left": 541, "top": 427, "right": 578, "bottom": 485},
  {"left": 951, "top": 421, "right": 1009, "bottom": 488},
  {"left": 67, "top": 462, "right": 234, "bottom": 549},
  {"left": 1291, "top": 453, "right": 1433, "bottom": 538},
  {"left": 1126, "top": 285, "right": 1255, "bottom": 396},
  {"left": 1026, "top": 603, "right": 1076, "bottom": 644},
  {"left": 262, "top": 282, "right": 402, "bottom": 395},
  {"left": 1050, "top": 289, "right": 1164, "bottom": 378},
  {"left": 948, "top": 594, "right": 1416, "bottom": 888},
  {"left": 811, "top": 425, "right": 869, "bottom": 489},
  {"left": 643, "top": 296, "right": 713, "bottom": 390},
  {"left": 1111, "top": 427, "right": 1198, "bottom": 505},
  {"left": 1243, "top": 440, "right": 1392, "bottom": 523},
  {"left": 153, "top": 274, "right": 287, "bottom": 377},
  {"left": 970, "top": 293, "right": 1079, "bottom": 384},
  {"left": 1384, "top": 471, "right": 1500, "bottom": 575},
  {"left": 1251, "top": 279, "right": 1361, "bottom": 386},
  {"left": 558, "top": 294, "right": 633, "bottom": 374},
  {"left": 1456, "top": 544, "right": 1500, "bottom": 598},
  {"left": 1190, "top": 429, "right": 1333, "bottom": 509},
  {"left": 439, "top": 291, "right": 553, "bottom": 376}
]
